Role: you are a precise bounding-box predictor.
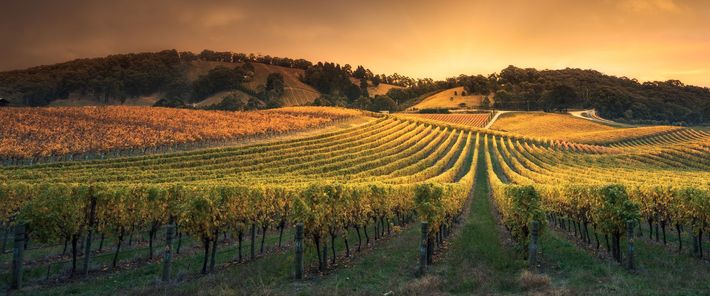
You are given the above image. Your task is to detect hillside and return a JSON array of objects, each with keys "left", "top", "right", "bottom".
[
  {"left": 186, "top": 60, "right": 320, "bottom": 107},
  {"left": 413, "top": 86, "right": 485, "bottom": 110},
  {"left": 247, "top": 62, "right": 319, "bottom": 106},
  {"left": 489, "top": 112, "right": 709, "bottom": 145},
  {"left": 0, "top": 50, "right": 327, "bottom": 109}
]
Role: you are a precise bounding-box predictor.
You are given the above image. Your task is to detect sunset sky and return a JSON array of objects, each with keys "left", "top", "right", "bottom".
[{"left": 1, "top": 0, "right": 709, "bottom": 86}]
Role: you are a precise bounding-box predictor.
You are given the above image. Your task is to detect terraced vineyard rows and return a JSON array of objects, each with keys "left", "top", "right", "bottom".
[
  {"left": 397, "top": 113, "right": 491, "bottom": 128},
  {"left": 484, "top": 130, "right": 710, "bottom": 262},
  {"left": 0, "top": 106, "right": 361, "bottom": 162},
  {"left": 1, "top": 112, "right": 709, "bottom": 291},
  {"left": 0, "top": 116, "right": 479, "bottom": 288}
]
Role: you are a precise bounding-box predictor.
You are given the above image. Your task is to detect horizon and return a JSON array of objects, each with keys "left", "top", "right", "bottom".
[{"left": 1, "top": 0, "right": 709, "bottom": 87}]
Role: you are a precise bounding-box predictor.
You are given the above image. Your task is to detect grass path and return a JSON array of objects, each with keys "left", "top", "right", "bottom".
[{"left": 421, "top": 140, "right": 527, "bottom": 295}]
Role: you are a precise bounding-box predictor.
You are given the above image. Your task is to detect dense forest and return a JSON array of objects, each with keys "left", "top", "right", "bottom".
[{"left": 1, "top": 50, "right": 708, "bottom": 123}]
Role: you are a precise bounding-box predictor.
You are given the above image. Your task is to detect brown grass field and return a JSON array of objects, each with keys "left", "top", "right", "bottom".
[
  {"left": 490, "top": 112, "right": 692, "bottom": 144},
  {"left": 413, "top": 86, "right": 485, "bottom": 109}
]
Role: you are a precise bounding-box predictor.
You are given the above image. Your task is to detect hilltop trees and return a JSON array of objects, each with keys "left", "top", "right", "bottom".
[
  {"left": 543, "top": 84, "right": 576, "bottom": 112},
  {"left": 461, "top": 75, "right": 491, "bottom": 95},
  {"left": 368, "top": 95, "right": 398, "bottom": 112},
  {"left": 389, "top": 65, "right": 709, "bottom": 124},
  {"left": 192, "top": 65, "right": 254, "bottom": 100},
  {"left": 0, "top": 50, "right": 183, "bottom": 106},
  {"left": 353, "top": 66, "right": 367, "bottom": 79},
  {"left": 1, "top": 48, "right": 708, "bottom": 124}
]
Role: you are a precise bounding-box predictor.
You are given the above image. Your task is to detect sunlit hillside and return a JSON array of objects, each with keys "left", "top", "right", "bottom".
[{"left": 413, "top": 86, "right": 486, "bottom": 109}]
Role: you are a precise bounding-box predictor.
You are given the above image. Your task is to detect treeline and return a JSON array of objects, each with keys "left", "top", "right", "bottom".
[
  {"left": 4, "top": 51, "right": 708, "bottom": 123},
  {"left": 0, "top": 49, "right": 312, "bottom": 109},
  {"left": 491, "top": 66, "right": 710, "bottom": 125},
  {"left": 0, "top": 50, "right": 183, "bottom": 106},
  {"left": 0, "top": 49, "right": 414, "bottom": 112},
  {"left": 386, "top": 75, "right": 495, "bottom": 108},
  {"left": 301, "top": 62, "right": 399, "bottom": 112},
  {"left": 388, "top": 66, "right": 710, "bottom": 124}
]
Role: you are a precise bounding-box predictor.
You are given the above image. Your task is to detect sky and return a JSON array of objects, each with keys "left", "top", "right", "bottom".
[{"left": 1, "top": 0, "right": 709, "bottom": 86}]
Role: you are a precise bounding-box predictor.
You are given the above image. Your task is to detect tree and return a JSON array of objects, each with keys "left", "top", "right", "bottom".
[
  {"left": 359, "top": 78, "right": 368, "bottom": 90},
  {"left": 543, "top": 84, "right": 577, "bottom": 112},
  {"left": 354, "top": 96, "right": 372, "bottom": 109},
  {"left": 494, "top": 90, "right": 514, "bottom": 109},
  {"left": 344, "top": 84, "right": 362, "bottom": 102},
  {"left": 353, "top": 66, "right": 367, "bottom": 79},
  {"left": 266, "top": 73, "right": 285, "bottom": 97},
  {"left": 219, "top": 95, "right": 247, "bottom": 111},
  {"left": 481, "top": 96, "right": 491, "bottom": 109},
  {"left": 368, "top": 95, "right": 397, "bottom": 112},
  {"left": 192, "top": 66, "right": 242, "bottom": 99},
  {"left": 164, "top": 80, "right": 193, "bottom": 102},
  {"left": 372, "top": 75, "right": 381, "bottom": 86}
]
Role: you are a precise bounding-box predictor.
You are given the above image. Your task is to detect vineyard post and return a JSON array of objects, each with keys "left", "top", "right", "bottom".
[
  {"left": 11, "top": 224, "right": 26, "bottom": 290},
  {"left": 1, "top": 223, "right": 8, "bottom": 254},
  {"left": 626, "top": 221, "right": 634, "bottom": 270},
  {"left": 417, "top": 221, "right": 429, "bottom": 277},
  {"left": 294, "top": 223, "right": 304, "bottom": 280},
  {"left": 163, "top": 219, "right": 175, "bottom": 282},
  {"left": 528, "top": 221, "right": 539, "bottom": 271},
  {"left": 83, "top": 196, "right": 97, "bottom": 276},
  {"left": 250, "top": 224, "right": 256, "bottom": 260}
]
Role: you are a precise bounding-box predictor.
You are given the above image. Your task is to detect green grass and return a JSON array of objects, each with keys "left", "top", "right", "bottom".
[
  {"left": 423, "top": 137, "right": 527, "bottom": 295},
  {"left": 6, "top": 146, "right": 710, "bottom": 295},
  {"left": 131, "top": 220, "right": 424, "bottom": 295},
  {"left": 541, "top": 225, "right": 710, "bottom": 295}
]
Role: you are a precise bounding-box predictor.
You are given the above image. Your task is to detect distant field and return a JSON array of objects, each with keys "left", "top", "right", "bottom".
[
  {"left": 398, "top": 113, "right": 491, "bottom": 128},
  {"left": 413, "top": 86, "right": 485, "bottom": 109},
  {"left": 489, "top": 112, "right": 700, "bottom": 144},
  {"left": 0, "top": 106, "right": 361, "bottom": 159}
]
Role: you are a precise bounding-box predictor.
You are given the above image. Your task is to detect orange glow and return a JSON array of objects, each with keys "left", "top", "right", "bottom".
[{"left": 1, "top": 0, "right": 708, "bottom": 86}]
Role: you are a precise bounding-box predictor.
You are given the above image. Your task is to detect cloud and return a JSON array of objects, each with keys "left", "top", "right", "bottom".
[
  {"left": 619, "top": 0, "right": 682, "bottom": 13},
  {"left": 198, "top": 8, "right": 245, "bottom": 28}
]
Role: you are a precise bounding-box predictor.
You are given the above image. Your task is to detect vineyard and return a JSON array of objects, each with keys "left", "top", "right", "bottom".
[
  {"left": 0, "top": 110, "right": 709, "bottom": 294},
  {"left": 396, "top": 113, "right": 492, "bottom": 128},
  {"left": 0, "top": 106, "right": 360, "bottom": 161}
]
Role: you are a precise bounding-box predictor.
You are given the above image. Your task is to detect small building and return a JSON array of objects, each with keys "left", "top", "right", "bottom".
[
  {"left": 379, "top": 110, "right": 390, "bottom": 114},
  {"left": 0, "top": 98, "right": 9, "bottom": 107}
]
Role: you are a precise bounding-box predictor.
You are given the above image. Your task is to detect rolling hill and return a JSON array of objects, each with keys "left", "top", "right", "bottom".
[
  {"left": 412, "top": 86, "right": 486, "bottom": 110},
  {"left": 489, "top": 112, "right": 709, "bottom": 145},
  {"left": 184, "top": 60, "right": 320, "bottom": 107},
  {"left": 0, "top": 50, "right": 326, "bottom": 109}
]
